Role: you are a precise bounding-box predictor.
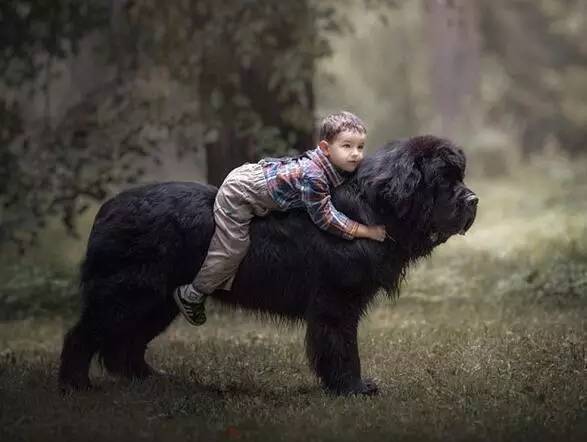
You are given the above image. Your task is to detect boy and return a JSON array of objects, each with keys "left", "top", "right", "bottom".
[{"left": 174, "top": 111, "right": 386, "bottom": 325}]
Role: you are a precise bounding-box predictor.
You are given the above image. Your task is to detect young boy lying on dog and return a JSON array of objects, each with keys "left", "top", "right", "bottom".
[{"left": 174, "top": 111, "right": 387, "bottom": 325}]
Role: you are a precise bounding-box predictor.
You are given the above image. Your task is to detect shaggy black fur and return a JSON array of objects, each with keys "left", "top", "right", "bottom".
[{"left": 59, "top": 135, "right": 478, "bottom": 395}]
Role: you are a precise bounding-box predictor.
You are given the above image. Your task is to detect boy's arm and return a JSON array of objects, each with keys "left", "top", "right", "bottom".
[
  {"left": 354, "top": 224, "right": 386, "bottom": 241},
  {"left": 301, "top": 175, "right": 384, "bottom": 241}
]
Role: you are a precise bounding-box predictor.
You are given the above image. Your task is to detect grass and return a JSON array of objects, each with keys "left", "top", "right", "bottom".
[{"left": 1, "top": 157, "right": 586, "bottom": 441}]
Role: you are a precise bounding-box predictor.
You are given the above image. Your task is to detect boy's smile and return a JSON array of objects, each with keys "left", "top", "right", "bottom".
[{"left": 319, "top": 130, "right": 366, "bottom": 173}]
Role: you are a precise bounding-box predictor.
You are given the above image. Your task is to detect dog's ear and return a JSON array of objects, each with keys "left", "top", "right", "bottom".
[
  {"left": 360, "top": 148, "right": 423, "bottom": 220},
  {"left": 379, "top": 162, "right": 422, "bottom": 219}
]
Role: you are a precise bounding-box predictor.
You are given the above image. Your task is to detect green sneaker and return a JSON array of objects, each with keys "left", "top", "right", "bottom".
[{"left": 173, "top": 285, "right": 207, "bottom": 326}]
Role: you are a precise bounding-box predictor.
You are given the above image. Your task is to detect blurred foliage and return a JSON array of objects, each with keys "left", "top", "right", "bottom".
[
  {"left": 127, "top": 0, "right": 321, "bottom": 185},
  {"left": 0, "top": 0, "right": 109, "bottom": 250},
  {"left": 481, "top": 0, "right": 587, "bottom": 154},
  {"left": 0, "top": 0, "right": 108, "bottom": 84},
  {"left": 515, "top": 255, "right": 587, "bottom": 305},
  {"left": 1, "top": 0, "right": 586, "bottom": 253},
  {"left": 317, "top": 0, "right": 586, "bottom": 154},
  {"left": 0, "top": 260, "right": 79, "bottom": 320},
  {"left": 0, "top": 0, "right": 398, "bottom": 251}
]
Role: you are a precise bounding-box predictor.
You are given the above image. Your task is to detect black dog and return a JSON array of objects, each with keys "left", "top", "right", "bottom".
[{"left": 59, "top": 135, "right": 478, "bottom": 395}]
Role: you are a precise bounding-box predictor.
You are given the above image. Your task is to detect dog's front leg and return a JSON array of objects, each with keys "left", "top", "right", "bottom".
[{"left": 305, "top": 312, "right": 378, "bottom": 396}]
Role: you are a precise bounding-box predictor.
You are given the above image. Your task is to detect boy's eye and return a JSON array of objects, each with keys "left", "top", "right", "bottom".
[{"left": 358, "top": 145, "right": 365, "bottom": 150}]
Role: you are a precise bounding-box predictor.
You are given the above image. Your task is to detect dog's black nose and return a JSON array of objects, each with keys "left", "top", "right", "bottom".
[{"left": 465, "top": 194, "right": 478, "bottom": 208}]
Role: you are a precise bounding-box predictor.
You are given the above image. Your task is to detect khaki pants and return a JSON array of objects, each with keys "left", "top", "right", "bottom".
[{"left": 192, "top": 162, "right": 277, "bottom": 294}]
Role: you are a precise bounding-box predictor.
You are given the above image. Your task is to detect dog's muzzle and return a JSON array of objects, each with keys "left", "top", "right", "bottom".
[{"left": 459, "top": 193, "right": 478, "bottom": 235}]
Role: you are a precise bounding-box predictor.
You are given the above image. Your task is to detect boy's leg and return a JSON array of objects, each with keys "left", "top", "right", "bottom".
[
  {"left": 173, "top": 199, "right": 249, "bottom": 325},
  {"left": 174, "top": 163, "right": 275, "bottom": 325}
]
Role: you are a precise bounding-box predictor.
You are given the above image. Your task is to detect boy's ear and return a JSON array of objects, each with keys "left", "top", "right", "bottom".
[{"left": 318, "top": 140, "right": 330, "bottom": 155}]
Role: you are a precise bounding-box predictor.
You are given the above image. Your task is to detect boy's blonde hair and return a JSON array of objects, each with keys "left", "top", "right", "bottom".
[{"left": 319, "top": 111, "right": 367, "bottom": 142}]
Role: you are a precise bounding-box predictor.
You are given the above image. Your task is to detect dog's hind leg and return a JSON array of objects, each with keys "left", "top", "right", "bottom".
[
  {"left": 101, "top": 294, "right": 178, "bottom": 379},
  {"left": 59, "top": 288, "right": 141, "bottom": 391},
  {"left": 57, "top": 270, "right": 157, "bottom": 387},
  {"left": 129, "top": 294, "right": 179, "bottom": 378},
  {"left": 58, "top": 317, "right": 100, "bottom": 391}
]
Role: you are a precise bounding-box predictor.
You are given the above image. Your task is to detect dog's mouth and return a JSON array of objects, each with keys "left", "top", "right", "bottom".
[
  {"left": 428, "top": 231, "right": 450, "bottom": 245},
  {"left": 459, "top": 212, "right": 476, "bottom": 236},
  {"left": 429, "top": 219, "right": 474, "bottom": 245},
  {"left": 430, "top": 219, "right": 471, "bottom": 244}
]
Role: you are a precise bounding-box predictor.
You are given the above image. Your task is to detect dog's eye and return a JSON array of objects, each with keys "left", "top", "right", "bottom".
[{"left": 434, "top": 180, "right": 453, "bottom": 199}]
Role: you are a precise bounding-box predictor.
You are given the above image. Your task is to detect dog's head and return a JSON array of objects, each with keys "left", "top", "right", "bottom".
[{"left": 358, "top": 135, "right": 478, "bottom": 252}]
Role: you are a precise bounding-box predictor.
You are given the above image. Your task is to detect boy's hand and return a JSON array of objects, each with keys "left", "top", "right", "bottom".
[
  {"left": 367, "top": 225, "right": 387, "bottom": 242},
  {"left": 355, "top": 224, "right": 386, "bottom": 242}
]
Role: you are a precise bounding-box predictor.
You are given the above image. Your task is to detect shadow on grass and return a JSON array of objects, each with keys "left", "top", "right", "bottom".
[{"left": 1, "top": 340, "right": 585, "bottom": 442}]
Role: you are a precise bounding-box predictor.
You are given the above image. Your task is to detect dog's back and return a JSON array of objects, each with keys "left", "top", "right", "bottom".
[{"left": 82, "top": 182, "right": 216, "bottom": 289}]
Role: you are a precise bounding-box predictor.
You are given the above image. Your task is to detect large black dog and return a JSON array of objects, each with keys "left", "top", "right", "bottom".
[{"left": 59, "top": 135, "right": 477, "bottom": 395}]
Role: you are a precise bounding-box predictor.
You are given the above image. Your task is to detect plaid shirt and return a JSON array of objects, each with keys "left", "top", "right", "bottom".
[{"left": 261, "top": 147, "right": 359, "bottom": 240}]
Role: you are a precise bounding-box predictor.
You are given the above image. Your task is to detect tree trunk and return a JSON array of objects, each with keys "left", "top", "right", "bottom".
[
  {"left": 424, "top": 0, "right": 481, "bottom": 138},
  {"left": 205, "top": 126, "right": 254, "bottom": 188},
  {"left": 201, "top": 2, "right": 315, "bottom": 187}
]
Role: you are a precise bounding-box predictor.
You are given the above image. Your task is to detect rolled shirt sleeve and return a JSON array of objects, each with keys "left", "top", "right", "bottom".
[{"left": 300, "top": 174, "right": 359, "bottom": 240}]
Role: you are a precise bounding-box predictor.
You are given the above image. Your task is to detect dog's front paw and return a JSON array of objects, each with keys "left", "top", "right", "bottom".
[
  {"left": 328, "top": 377, "right": 379, "bottom": 396},
  {"left": 357, "top": 377, "right": 379, "bottom": 396}
]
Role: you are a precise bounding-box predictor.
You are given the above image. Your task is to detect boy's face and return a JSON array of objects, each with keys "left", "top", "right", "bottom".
[{"left": 319, "top": 130, "right": 366, "bottom": 173}]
